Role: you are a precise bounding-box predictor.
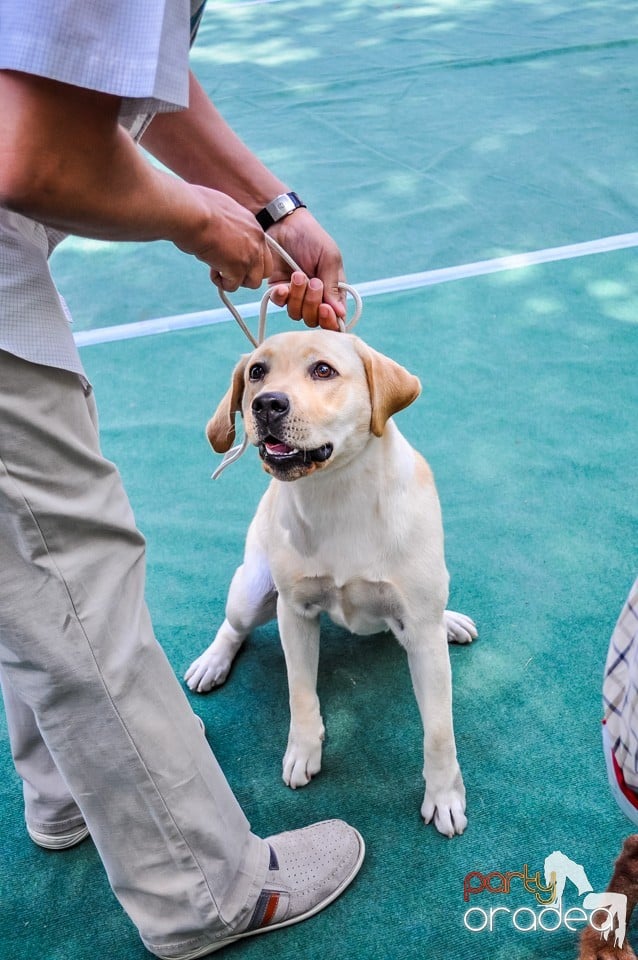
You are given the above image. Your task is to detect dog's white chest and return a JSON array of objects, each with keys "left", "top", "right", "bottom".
[{"left": 288, "top": 575, "right": 407, "bottom": 637}]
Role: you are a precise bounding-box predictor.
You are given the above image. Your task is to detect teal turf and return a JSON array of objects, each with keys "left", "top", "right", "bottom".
[{"left": 2, "top": 2, "right": 638, "bottom": 958}]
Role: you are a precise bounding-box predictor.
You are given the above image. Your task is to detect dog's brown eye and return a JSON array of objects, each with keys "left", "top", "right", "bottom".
[
  {"left": 249, "top": 363, "right": 267, "bottom": 381},
  {"left": 311, "top": 362, "right": 337, "bottom": 380}
]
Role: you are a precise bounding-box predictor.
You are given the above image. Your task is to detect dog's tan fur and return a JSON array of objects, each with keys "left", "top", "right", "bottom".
[{"left": 185, "top": 330, "right": 476, "bottom": 836}]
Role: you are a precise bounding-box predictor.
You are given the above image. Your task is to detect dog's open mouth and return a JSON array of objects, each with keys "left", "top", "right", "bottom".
[{"left": 258, "top": 435, "right": 333, "bottom": 475}]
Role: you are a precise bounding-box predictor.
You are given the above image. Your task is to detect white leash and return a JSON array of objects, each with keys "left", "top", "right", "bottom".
[
  {"left": 216, "top": 234, "right": 363, "bottom": 348},
  {"left": 212, "top": 236, "right": 363, "bottom": 479}
]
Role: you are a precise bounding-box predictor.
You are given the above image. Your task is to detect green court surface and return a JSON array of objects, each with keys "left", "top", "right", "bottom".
[{"left": 2, "top": 2, "right": 638, "bottom": 959}]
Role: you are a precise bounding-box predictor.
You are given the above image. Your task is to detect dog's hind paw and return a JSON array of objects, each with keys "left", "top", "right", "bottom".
[
  {"left": 444, "top": 609, "right": 478, "bottom": 645},
  {"left": 184, "top": 651, "right": 232, "bottom": 693}
]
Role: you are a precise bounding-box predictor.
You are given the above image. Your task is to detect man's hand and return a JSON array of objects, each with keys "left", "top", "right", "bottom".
[
  {"left": 267, "top": 208, "right": 347, "bottom": 330},
  {"left": 173, "top": 185, "right": 273, "bottom": 293},
  {"left": 142, "top": 72, "right": 349, "bottom": 328}
]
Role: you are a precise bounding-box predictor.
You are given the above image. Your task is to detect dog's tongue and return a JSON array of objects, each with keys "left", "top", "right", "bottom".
[{"left": 266, "top": 441, "right": 296, "bottom": 456}]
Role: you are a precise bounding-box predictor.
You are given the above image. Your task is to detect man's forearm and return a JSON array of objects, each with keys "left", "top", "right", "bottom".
[
  {"left": 0, "top": 71, "right": 207, "bottom": 245},
  {"left": 142, "top": 71, "right": 346, "bottom": 327},
  {"left": 0, "top": 70, "right": 271, "bottom": 289},
  {"left": 141, "top": 72, "right": 287, "bottom": 213}
]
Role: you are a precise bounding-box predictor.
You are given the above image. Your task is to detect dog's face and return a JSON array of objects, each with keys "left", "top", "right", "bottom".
[{"left": 207, "top": 331, "right": 421, "bottom": 481}]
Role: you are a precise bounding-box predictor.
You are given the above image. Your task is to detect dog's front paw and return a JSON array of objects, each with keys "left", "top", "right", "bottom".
[
  {"left": 422, "top": 773, "right": 467, "bottom": 837},
  {"left": 282, "top": 733, "right": 324, "bottom": 789},
  {"left": 184, "top": 649, "right": 232, "bottom": 693},
  {"left": 444, "top": 610, "right": 478, "bottom": 645}
]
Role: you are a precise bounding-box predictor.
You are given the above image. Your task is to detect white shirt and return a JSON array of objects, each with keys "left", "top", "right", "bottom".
[{"left": 0, "top": 0, "right": 206, "bottom": 378}]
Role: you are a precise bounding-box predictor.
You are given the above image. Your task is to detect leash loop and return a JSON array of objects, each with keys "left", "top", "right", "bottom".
[{"left": 217, "top": 235, "right": 362, "bottom": 348}]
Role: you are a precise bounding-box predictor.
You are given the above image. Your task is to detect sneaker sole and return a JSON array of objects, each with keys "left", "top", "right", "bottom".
[{"left": 27, "top": 825, "right": 90, "bottom": 850}]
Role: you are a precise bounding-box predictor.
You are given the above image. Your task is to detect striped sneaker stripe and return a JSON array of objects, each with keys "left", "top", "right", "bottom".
[{"left": 249, "top": 890, "right": 282, "bottom": 929}]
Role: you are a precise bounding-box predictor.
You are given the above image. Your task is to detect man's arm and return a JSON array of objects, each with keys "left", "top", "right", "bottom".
[
  {"left": 0, "top": 70, "right": 271, "bottom": 291},
  {"left": 140, "top": 72, "right": 285, "bottom": 214},
  {"left": 141, "top": 72, "right": 346, "bottom": 328}
]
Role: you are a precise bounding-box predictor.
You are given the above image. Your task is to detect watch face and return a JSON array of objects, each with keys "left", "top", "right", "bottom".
[
  {"left": 276, "top": 199, "right": 290, "bottom": 213},
  {"left": 257, "top": 194, "right": 305, "bottom": 230},
  {"left": 269, "top": 194, "right": 298, "bottom": 220}
]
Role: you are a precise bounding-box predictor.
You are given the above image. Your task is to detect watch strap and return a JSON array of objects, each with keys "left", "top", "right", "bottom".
[{"left": 255, "top": 192, "right": 307, "bottom": 231}]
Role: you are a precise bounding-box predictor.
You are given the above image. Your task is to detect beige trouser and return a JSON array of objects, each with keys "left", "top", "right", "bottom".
[{"left": 0, "top": 350, "right": 268, "bottom": 958}]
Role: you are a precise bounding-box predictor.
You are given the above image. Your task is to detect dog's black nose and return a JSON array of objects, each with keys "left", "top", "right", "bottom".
[{"left": 252, "top": 392, "right": 290, "bottom": 423}]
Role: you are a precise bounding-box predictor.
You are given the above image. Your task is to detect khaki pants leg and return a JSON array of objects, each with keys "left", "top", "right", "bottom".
[
  {"left": 0, "top": 351, "right": 267, "bottom": 958},
  {"left": 0, "top": 665, "right": 86, "bottom": 836}
]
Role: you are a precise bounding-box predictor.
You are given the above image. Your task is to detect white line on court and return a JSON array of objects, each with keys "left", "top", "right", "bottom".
[{"left": 74, "top": 231, "right": 638, "bottom": 347}]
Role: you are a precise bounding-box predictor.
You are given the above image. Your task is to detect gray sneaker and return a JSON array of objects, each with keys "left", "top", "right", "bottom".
[{"left": 159, "top": 819, "right": 365, "bottom": 959}]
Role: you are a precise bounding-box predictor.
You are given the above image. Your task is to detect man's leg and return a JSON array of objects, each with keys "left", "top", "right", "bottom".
[
  {"left": 0, "top": 665, "right": 88, "bottom": 847},
  {"left": 0, "top": 350, "right": 269, "bottom": 956}
]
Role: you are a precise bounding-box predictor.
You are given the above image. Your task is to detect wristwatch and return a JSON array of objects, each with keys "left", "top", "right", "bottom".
[{"left": 255, "top": 192, "right": 307, "bottom": 231}]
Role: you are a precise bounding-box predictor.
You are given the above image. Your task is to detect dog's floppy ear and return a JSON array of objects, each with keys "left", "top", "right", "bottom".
[
  {"left": 354, "top": 339, "right": 421, "bottom": 437},
  {"left": 205, "top": 356, "right": 249, "bottom": 453}
]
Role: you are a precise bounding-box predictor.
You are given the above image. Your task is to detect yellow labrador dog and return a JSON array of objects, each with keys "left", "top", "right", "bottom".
[{"left": 185, "top": 330, "right": 476, "bottom": 837}]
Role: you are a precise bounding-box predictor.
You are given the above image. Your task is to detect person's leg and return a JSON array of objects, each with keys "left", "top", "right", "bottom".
[
  {"left": 602, "top": 578, "right": 638, "bottom": 823},
  {"left": 0, "top": 665, "right": 88, "bottom": 848},
  {"left": 0, "top": 349, "right": 271, "bottom": 955},
  {"left": 572, "top": 584, "right": 638, "bottom": 958}
]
